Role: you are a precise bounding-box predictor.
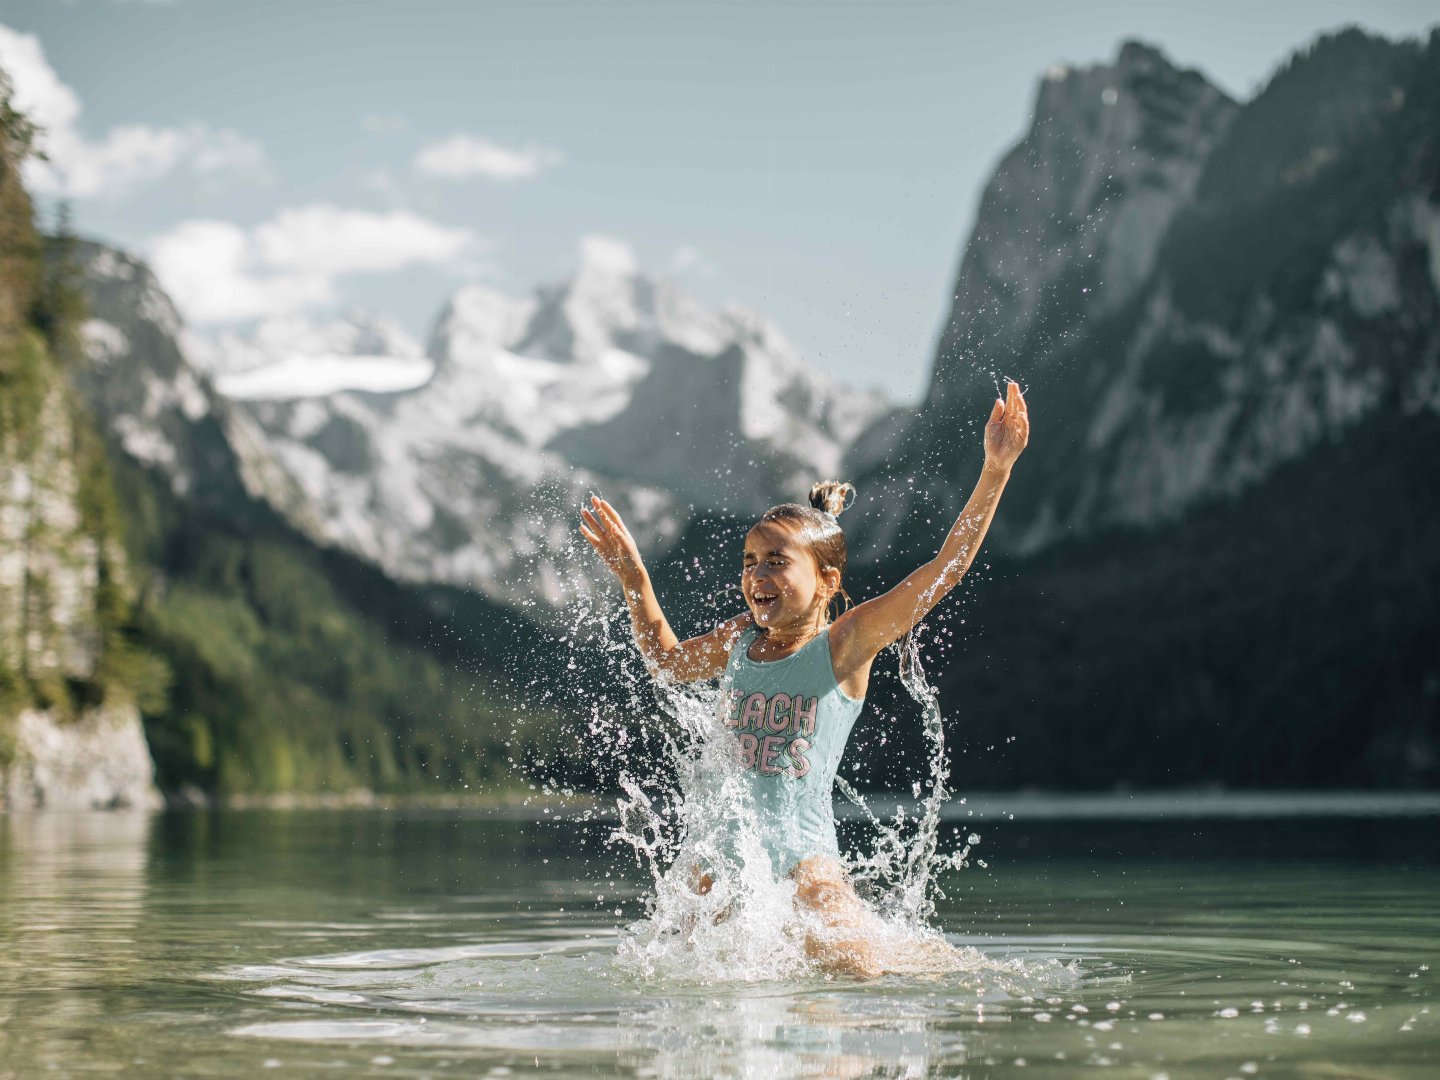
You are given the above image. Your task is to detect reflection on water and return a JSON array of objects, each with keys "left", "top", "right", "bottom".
[
  {"left": 218, "top": 921, "right": 1071, "bottom": 1077},
  {"left": 0, "top": 812, "right": 151, "bottom": 1074},
  {"left": 0, "top": 807, "right": 1436, "bottom": 1078}
]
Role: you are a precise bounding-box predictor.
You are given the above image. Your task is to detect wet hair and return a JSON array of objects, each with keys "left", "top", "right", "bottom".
[{"left": 753, "top": 480, "right": 856, "bottom": 618}]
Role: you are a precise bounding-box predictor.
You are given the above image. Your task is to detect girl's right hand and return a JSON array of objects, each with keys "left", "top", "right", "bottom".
[
  {"left": 983, "top": 379, "right": 1030, "bottom": 471},
  {"left": 579, "top": 496, "right": 646, "bottom": 585}
]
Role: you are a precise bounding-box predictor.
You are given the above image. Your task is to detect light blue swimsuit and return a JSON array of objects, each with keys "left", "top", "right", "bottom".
[{"left": 717, "top": 625, "right": 865, "bottom": 874}]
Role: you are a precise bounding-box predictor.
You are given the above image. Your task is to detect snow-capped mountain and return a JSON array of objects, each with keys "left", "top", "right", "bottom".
[
  {"left": 196, "top": 312, "right": 434, "bottom": 400},
  {"left": 71, "top": 242, "right": 315, "bottom": 529},
  {"left": 194, "top": 240, "right": 889, "bottom": 608}
]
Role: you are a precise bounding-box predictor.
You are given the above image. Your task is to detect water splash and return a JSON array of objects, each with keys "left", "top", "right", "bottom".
[
  {"left": 610, "top": 681, "right": 814, "bottom": 983},
  {"left": 533, "top": 487, "right": 1062, "bottom": 985},
  {"left": 593, "top": 613, "right": 1018, "bottom": 984},
  {"left": 840, "top": 628, "right": 971, "bottom": 926}
]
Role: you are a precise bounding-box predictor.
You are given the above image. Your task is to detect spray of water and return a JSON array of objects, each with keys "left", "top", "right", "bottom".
[
  {"left": 596, "top": 614, "right": 1008, "bottom": 984},
  {"left": 838, "top": 629, "right": 971, "bottom": 926},
  {"left": 521, "top": 485, "right": 1067, "bottom": 987}
]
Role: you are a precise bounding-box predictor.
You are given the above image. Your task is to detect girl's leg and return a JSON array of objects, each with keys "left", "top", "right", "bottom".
[{"left": 789, "top": 855, "right": 885, "bottom": 978}]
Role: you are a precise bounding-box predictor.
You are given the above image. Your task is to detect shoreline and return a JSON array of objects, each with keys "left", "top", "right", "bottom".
[{"left": 5, "top": 787, "right": 1438, "bottom": 819}]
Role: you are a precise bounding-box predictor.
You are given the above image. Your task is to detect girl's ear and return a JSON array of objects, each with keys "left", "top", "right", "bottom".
[{"left": 819, "top": 565, "right": 842, "bottom": 596}]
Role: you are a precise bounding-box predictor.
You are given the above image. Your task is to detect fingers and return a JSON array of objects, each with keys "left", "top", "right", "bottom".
[
  {"left": 581, "top": 503, "right": 615, "bottom": 537},
  {"left": 988, "top": 398, "right": 1004, "bottom": 424},
  {"left": 1002, "top": 380, "right": 1029, "bottom": 429},
  {"left": 1011, "top": 388, "right": 1029, "bottom": 431},
  {"left": 592, "top": 496, "right": 632, "bottom": 538},
  {"left": 578, "top": 514, "right": 607, "bottom": 549},
  {"left": 1008, "top": 380, "right": 1028, "bottom": 416},
  {"left": 579, "top": 508, "right": 614, "bottom": 549}
]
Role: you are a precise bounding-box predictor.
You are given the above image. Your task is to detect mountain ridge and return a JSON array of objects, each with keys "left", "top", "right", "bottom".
[{"left": 190, "top": 246, "right": 889, "bottom": 610}]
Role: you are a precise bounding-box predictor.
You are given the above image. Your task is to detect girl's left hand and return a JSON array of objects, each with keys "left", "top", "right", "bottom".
[
  {"left": 579, "top": 495, "right": 647, "bottom": 587},
  {"left": 984, "top": 380, "right": 1030, "bottom": 471}
]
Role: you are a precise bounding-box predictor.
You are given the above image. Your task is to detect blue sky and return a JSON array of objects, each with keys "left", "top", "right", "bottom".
[{"left": 1, "top": 0, "right": 1435, "bottom": 402}]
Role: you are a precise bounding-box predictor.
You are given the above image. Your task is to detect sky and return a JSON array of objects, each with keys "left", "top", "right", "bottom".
[{"left": 1, "top": 0, "right": 1435, "bottom": 404}]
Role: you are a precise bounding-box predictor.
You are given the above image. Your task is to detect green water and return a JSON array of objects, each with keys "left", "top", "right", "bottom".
[{"left": 1, "top": 805, "right": 1436, "bottom": 1078}]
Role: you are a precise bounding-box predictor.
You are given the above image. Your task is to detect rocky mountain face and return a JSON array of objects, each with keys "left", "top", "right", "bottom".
[
  {"left": 199, "top": 245, "right": 888, "bottom": 609},
  {"left": 0, "top": 236, "right": 159, "bottom": 808},
  {"left": 73, "top": 243, "right": 318, "bottom": 533},
  {"left": 1008, "top": 30, "right": 1440, "bottom": 552},
  {"left": 849, "top": 40, "right": 1240, "bottom": 556},
  {"left": 0, "top": 363, "right": 161, "bottom": 810},
  {"left": 853, "top": 31, "right": 1439, "bottom": 560},
  {"left": 843, "top": 30, "right": 1440, "bottom": 789}
]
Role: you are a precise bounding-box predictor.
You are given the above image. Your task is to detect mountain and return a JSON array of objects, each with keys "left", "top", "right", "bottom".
[
  {"left": 843, "top": 29, "right": 1440, "bottom": 790},
  {"left": 1005, "top": 29, "right": 1440, "bottom": 552},
  {"left": 203, "top": 241, "right": 889, "bottom": 610},
  {"left": 64, "top": 239, "right": 556, "bottom": 799},
  {"left": 204, "top": 310, "right": 433, "bottom": 399},
  {"left": 72, "top": 244, "right": 315, "bottom": 528},
  {"left": 849, "top": 40, "right": 1239, "bottom": 559},
  {"left": 854, "top": 31, "right": 1439, "bottom": 561}
]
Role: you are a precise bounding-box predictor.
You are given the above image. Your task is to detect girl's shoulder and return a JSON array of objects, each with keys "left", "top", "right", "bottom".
[{"left": 717, "top": 611, "right": 757, "bottom": 652}]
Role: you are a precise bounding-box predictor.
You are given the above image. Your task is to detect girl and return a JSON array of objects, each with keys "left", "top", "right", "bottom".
[{"left": 580, "top": 380, "right": 1029, "bottom": 977}]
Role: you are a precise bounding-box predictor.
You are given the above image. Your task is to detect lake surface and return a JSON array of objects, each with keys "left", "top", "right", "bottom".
[{"left": 1, "top": 800, "right": 1436, "bottom": 1078}]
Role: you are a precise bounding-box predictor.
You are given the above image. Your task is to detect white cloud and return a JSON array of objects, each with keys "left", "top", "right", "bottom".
[
  {"left": 414, "top": 134, "right": 562, "bottom": 181},
  {"left": 579, "top": 234, "right": 638, "bottom": 276},
  {"left": 0, "top": 24, "right": 270, "bottom": 198},
  {"left": 151, "top": 205, "right": 477, "bottom": 324},
  {"left": 254, "top": 205, "right": 472, "bottom": 276},
  {"left": 151, "top": 219, "right": 331, "bottom": 323},
  {"left": 0, "top": 24, "right": 78, "bottom": 133}
]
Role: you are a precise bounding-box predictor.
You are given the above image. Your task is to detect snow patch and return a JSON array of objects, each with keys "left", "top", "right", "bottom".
[
  {"left": 217, "top": 355, "right": 435, "bottom": 400},
  {"left": 80, "top": 319, "right": 127, "bottom": 366},
  {"left": 112, "top": 415, "right": 177, "bottom": 470}
]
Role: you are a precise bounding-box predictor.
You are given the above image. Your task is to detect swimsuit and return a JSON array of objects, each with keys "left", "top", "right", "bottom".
[{"left": 715, "top": 624, "right": 865, "bottom": 874}]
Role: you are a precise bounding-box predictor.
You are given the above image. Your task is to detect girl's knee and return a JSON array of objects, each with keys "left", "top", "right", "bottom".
[
  {"left": 789, "top": 854, "right": 847, "bottom": 891},
  {"left": 790, "top": 856, "right": 868, "bottom": 923}
]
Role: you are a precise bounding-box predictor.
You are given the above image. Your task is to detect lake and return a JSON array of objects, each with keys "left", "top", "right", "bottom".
[{"left": 1, "top": 798, "right": 1436, "bottom": 1078}]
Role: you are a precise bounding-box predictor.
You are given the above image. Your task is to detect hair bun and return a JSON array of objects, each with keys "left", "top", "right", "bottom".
[{"left": 808, "top": 480, "right": 855, "bottom": 518}]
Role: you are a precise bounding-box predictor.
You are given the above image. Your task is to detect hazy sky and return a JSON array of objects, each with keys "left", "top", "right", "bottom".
[{"left": 2, "top": 0, "right": 1435, "bottom": 403}]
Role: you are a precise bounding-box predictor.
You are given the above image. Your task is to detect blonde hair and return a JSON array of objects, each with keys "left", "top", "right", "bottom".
[{"left": 755, "top": 481, "right": 856, "bottom": 619}]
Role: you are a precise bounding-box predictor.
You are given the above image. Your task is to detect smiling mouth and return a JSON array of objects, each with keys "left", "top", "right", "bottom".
[{"left": 752, "top": 593, "right": 778, "bottom": 609}]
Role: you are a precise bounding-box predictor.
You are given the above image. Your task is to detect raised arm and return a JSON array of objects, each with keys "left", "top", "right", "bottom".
[
  {"left": 579, "top": 496, "right": 750, "bottom": 682},
  {"left": 830, "top": 381, "right": 1030, "bottom": 678}
]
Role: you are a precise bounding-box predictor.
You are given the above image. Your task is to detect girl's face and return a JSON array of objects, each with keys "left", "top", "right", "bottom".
[{"left": 741, "top": 522, "right": 837, "bottom": 631}]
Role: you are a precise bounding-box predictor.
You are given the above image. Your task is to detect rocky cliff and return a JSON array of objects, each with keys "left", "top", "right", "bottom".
[
  {"left": 0, "top": 232, "right": 159, "bottom": 808},
  {"left": 1008, "top": 30, "right": 1440, "bottom": 551},
  {"left": 0, "top": 69, "right": 162, "bottom": 810},
  {"left": 853, "top": 31, "right": 1439, "bottom": 561},
  {"left": 72, "top": 242, "right": 317, "bottom": 533},
  {"left": 843, "top": 30, "right": 1440, "bottom": 790},
  {"left": 0, "top": 361, "right": 160, "bottom": 810},
  {"left": 849, "top": 41, "right": 1238, "bottom": 555}
]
